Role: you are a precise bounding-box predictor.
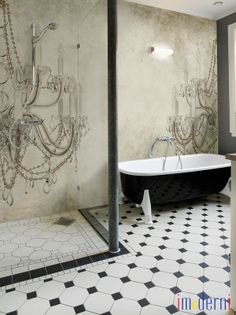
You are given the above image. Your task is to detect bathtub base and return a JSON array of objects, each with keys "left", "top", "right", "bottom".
[{"left": 120, "top": 167, "right": 231, "bottom": 206}]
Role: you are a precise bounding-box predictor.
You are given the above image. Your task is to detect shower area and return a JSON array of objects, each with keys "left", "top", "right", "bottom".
[{"left": 0, "top": 0, "right": 119, "bottom": 287}]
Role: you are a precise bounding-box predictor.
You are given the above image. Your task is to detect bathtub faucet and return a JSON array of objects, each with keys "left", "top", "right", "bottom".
[{"left": 148, "top": 136, "right": 175, "bottom": 158}]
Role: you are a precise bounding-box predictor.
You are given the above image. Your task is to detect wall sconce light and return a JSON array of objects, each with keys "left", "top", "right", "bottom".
[{"left": 150, "top": 46, "right": 174, "bottom": 59}]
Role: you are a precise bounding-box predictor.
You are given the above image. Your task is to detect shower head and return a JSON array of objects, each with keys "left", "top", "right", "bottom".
[{"left": 32, "top": 22, "right": 58, "bottom": 44}]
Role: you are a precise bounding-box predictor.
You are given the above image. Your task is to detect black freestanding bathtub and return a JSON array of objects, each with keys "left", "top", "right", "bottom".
[{"left": 119, "top": 154, "right": 231, "bottom": 207}]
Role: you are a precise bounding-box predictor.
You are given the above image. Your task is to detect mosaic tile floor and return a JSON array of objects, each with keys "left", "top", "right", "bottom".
[
  {"left": 0, "top": 210, "right": 107, "bottom": 279},
  {"left": 0, "top": 194, "right": 231, "bottom": 315}
]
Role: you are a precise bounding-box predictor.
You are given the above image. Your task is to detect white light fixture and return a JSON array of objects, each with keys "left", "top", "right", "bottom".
[{"left": 150, "top": 46, "right": 174, "bottom": 59}]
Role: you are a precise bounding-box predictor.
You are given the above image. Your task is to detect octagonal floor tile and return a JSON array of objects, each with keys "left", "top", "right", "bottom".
[
  {"left": 74, "top": 271, "right": 99, "bottom": 288},
  {"left": 140, "top": 304, "right": 170, "bottom": 315},
  {"left": 135, "top": 255, "right": 157, "bottom": 269},
  {"left": 147, "top": 287, "right": 174, "bottom": 307},
  {"left": 106, "top": 263, "right": 129, "bottom": 278},
  {"left": 177, "top": 276, "right": 203, "bottom": 294},
  {"left": 18, "top": 297, "right": 50, "bottom": 315},
  {"left": 60, "top": 287, "right": 88, "bottom": 306},
  {"left": 0, "top": 290, "right": 26, "bottom": 313},
  {"left": 129, "top": 267, "right": 152, "bottom": 283},
  {"left": 152, "top": 271, "right": 177, "bottom": 288},
  {"left": 157, "top": 259, "right": 180, "bottom": 273},
  {"left": 37, "top": 280, "right": 65, "bottom": 299},
  {"left": 120, "top": 281, "right": 147, "bottom": 301},
  {"left": 84, "top": 292, "right": 113, "bottom": 314},
  {"left": 110, "top": 298, "right": 141, "bottom": 315},
  {"left": 180, "top": 263, "right": 203, "bottom": 278},
  {"left": 96, "top": 276, "right": 123, "bottom": 294},
  {"left": 45, "top": 304, "right": 75, "bottom": 315}
]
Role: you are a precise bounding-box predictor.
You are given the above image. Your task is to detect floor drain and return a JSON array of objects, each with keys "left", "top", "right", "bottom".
[{"left": 53, "top": 217, "right": 76, "bottom": 226}]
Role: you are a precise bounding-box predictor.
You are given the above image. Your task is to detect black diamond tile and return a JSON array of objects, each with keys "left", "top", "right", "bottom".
[
  {"left": 170, "top": 286, "right": 181, "bottom": 294},
  {"left": 136, "top": 252, "right": 142, "bottom": 257},
  {"left": 144, "top": 281, "right": 155, "bottom": 288},
  {"left": 202, "top": 219, "right": 208, "bottom": 223},
  {"left": 185, "top": 218, "right": 191, "bottom": 221},
  {"left": 200, "top": 241, "right": 208, "bottom": 246},
  {"left": 179, "top": 248, "right": 187, "bottom": 253},
  {"left": 132, "top": 224, "right": 138, "bottom": 228},
  {"left": 166, "top": 304, "right": 178, "bottom": 314},
  {"left": 201, "top": 226, "right": 208, "bottom": 230},
  {"left": 200, "top": 251, "right": 208, "bottom": 256},
  {"left": 124, "top": 239, "right": 128, "bottom": 243},
  {"left": 225, "top": 280, "right": 230, "bottom": 287},
  {"left": 6, "top": 312, "right": 17, "bottom": 315},
  {"left": 199, "top": 262, "right": 209, "bottom": 268},
  {"left": 224, "top": 266, "right": 230, "bottom": 272},
  {"left": 148, "top": 226, "right": 155, "bottom": 230},
  {"left": 186, "top": 212, "right": 192, "bottom": 215},
  {"left": 168, "top": 222, "right": 174, "bottom": 225},
  {"left": 197, "top": 291, "right": 210, "bottom": 300},
  {"left": 44, "top": 277, "right": 53, "bottom": 282},
  {"left": 176, "top": 259, "right": 185, "bottom": 264},
  {"left": 170, "top": 216, "right": 176, "bottom": 219},
  {"left": 101, "top": 312, "right": 112, "bottom": 315},
  {"left": 219, "top": 228, "right": 226, "bottom": 232},
  {"left": 183, "top": 231, "right": 190, "bottom": 235},
  {"left": 136, "top": 218, "right": 142, "bottom": 221},
  {"left": 121, "top": 216, "right": 127, "bottom": 219},
  {"left": 220, "top": 235, "right": 228, "bottom": 240},
  {"left": 153, "top": 220, "right": 158, "bottom": 223},
  {"left": 50, "top": 298, "right": 60, "bottom": 307},
  {"left": 155, "top": 255, "right": 164, "bottom": 261},
  {"left": 139, "top": 242, "right": 147, "bottom": 247},
  {"left": 27, "top": 291, "right": 37, "bottom": 299},
  {"left": 6, "top": 288, "right": 15, "bottom": 293},
  {"left": 74, "top": 305, "right": 86, "bottom": 314},
  {"left": 127, "top": 231, "right": 134, "bottom": 235},
  {"left": 218, "top": 221, "right": 225, "bottom": 224},
  {"left": 181, "top": 239, "right": 188, "bottom": 243},
  {"left": 128, "top": 263, "right": 137, "bottom": 269},
  {"left": 98, "top": 272, "right": 107, "bottom": 278},
  {"left": 221, "top": 244, "right": 229, "bottom": 249},
  {"left": 159, "top": 245, "right": 167, "bottom": 250},
  {"left": 150, "top": 267, "right": 159, "bottom": 273},
  {"left": 198, "top": 276, "right": 209, "bottom": 283},
  {"left": 87, "top": 287, "right": 97, "bottom": 294},
  {"left": 108, "top": 260, "right": 115, "bottom": 265},
  {"left": 162, "top": 236, "right": 169, "bottom": 240},
  {"left": 200, "top": 233, "right": 208, "bottom": 237},
  {"left": 138, "top": 298, "right": 149, "bottom": 307},
  {"left": 184, "top": 224, "right": 191, "bottom": 227},
  {"left": 144, "top": 234, "right": 151, "bottom": 238},
  {"left": 174, "top": 271, "right": 184, "bottom": 278},
  {"left": 112, "top": 292, "right": 122, "bottom": 300},
  {"left": 64, "top": 281, "right": 74, "bottom": 288},
  {"left": 222, "top": 254, "right": 229, "bottom": 260},
  {"left": 121, "top": 276, "right": 131, "bottom": 283},
  {"left": 165, "top": 229, "right": 172, "bottom": 232}
]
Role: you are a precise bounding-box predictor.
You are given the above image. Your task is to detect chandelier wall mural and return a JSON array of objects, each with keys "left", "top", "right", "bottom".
[
  {"left": 166, "top": 40, "right": 217, "bottom": 155},
  {"left": 0, "top": 0, "right": 89, "bottom": 205}
]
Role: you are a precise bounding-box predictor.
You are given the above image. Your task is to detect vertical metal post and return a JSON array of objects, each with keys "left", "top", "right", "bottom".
[{"left": 108, "top": 0, "right": 119, "bottom": 253}]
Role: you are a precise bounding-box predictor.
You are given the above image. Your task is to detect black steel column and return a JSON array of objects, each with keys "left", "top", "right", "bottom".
[{"left": 108, "top": 0, "right": 119, "bottom": 253}]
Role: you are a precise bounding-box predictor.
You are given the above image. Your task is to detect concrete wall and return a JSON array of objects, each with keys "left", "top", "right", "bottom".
[
  {"left": 0, "top": 0, "right": 216, "bottom": 221},
  {"left": 217, "top": 12, "right": 236, "bottom": 154}
]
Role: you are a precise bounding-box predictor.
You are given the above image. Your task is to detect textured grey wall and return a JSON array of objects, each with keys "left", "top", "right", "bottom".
[{"left": 217, "top": 12, "right": 236, "bottom": 154}]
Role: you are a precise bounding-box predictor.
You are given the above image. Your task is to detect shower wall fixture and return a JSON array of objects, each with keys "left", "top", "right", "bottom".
[
  {"left": 166, "top": 40, "right": 217, "bottom": 154},
  {"left": 0, "top": 0, "right": 88, "bottom": 205}
]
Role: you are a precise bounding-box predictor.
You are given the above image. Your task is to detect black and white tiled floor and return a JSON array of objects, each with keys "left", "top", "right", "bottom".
[
  {"left": 0, "top": 211, "right": 107, "bottom": 282},
  {"left": 0, "top": 194, "right": 231, "bottom": 315}
]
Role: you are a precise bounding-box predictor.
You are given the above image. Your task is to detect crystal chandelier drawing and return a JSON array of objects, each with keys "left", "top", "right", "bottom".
[
  {"left": 0, "top": 0, "right": 88, "bottom": 205},
  {"left": 166, "top": 40, "right": 217, "bottom": 154}
]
